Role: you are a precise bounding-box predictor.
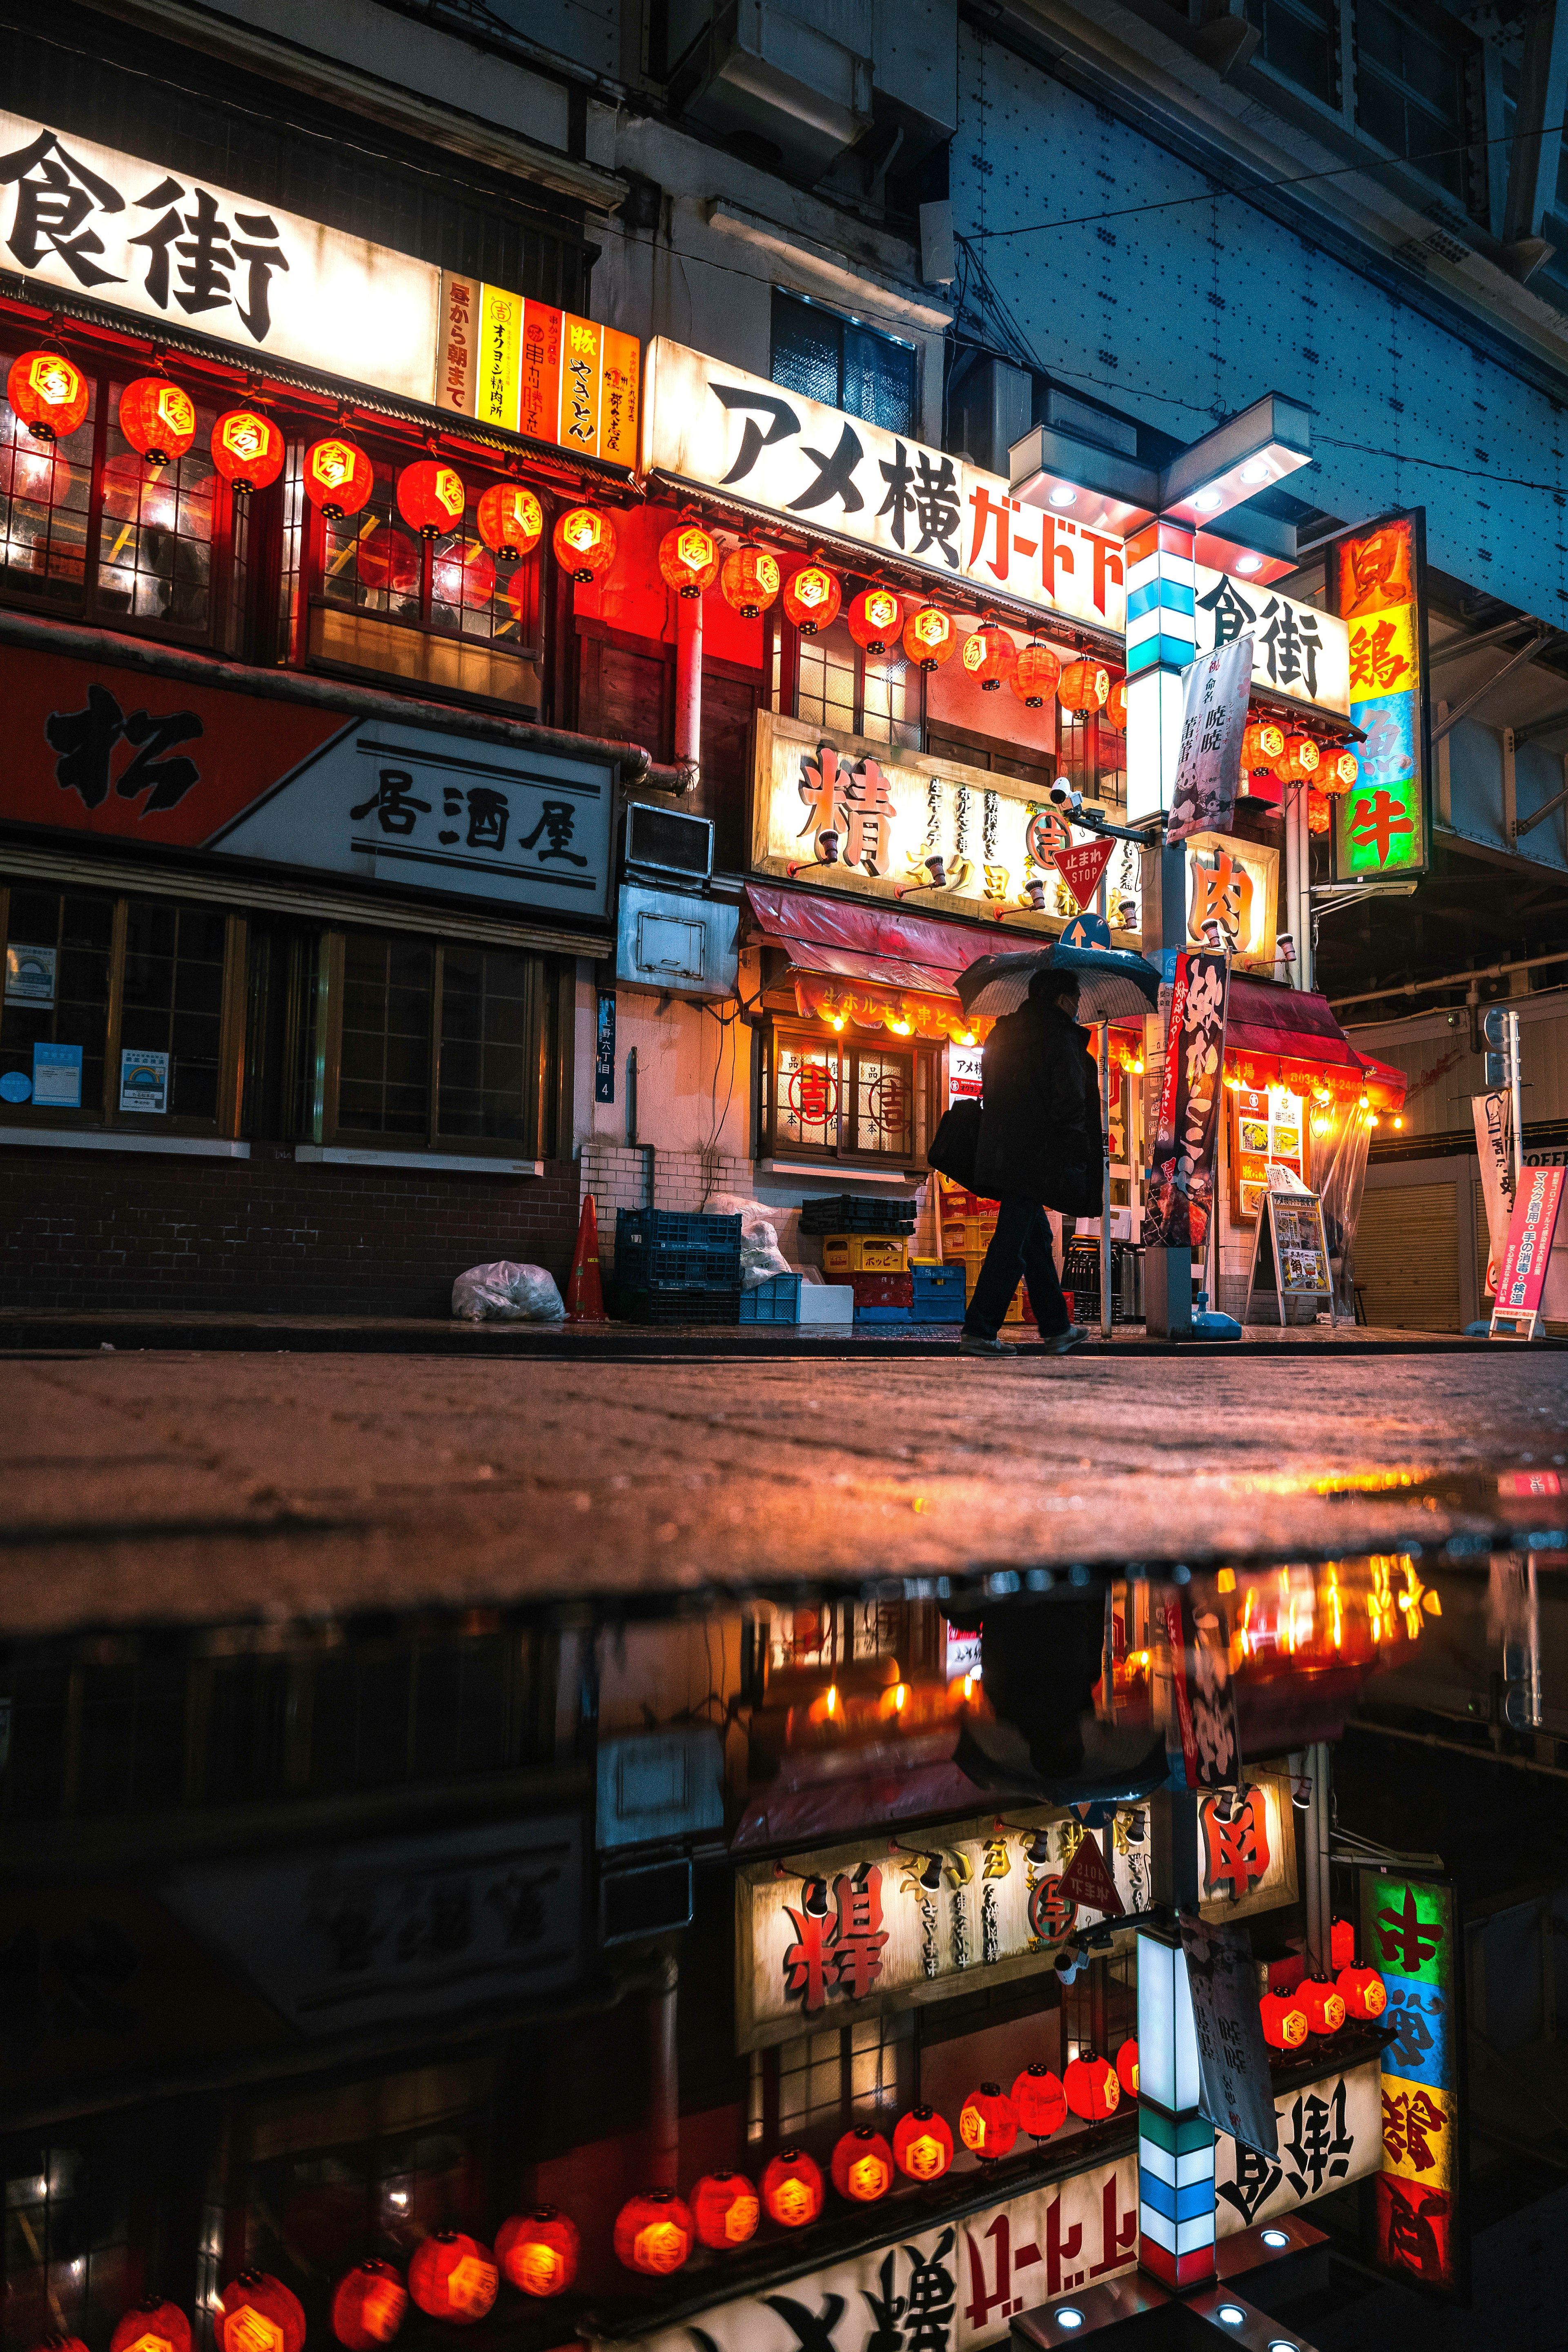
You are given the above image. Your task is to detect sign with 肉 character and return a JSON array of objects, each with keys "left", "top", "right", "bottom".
[
  {"left": 1214, "top": 2058, "right": 1383, "bottom": 2233},
  {"left": 735, "top": 1807, "right": 1153, "bottom": 2053},
  {"left": 1329, "top": 511, "right": 1430, "bottom": 881},
  {"left": 1360, "top": 1868, "right": 1468, "bottom": 2301},
  {"left": 606, "top": 2159, "right": 1139, "bottom": 2352},
  {"left": 1194, "top": 1772, "right": 1296, "bottom": 1921}
]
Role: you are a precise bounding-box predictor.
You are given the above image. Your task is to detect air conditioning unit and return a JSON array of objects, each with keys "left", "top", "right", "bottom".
[
  {"left": 625, "top": 802, "right": 713, "bottom": 880},
  {"left": 617, "top": 883, "right": 738, "bottom": 998}
]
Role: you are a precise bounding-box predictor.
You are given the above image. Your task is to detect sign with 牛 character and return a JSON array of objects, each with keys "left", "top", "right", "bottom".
[
  {"left": 601, "top": 2158, "right": 1139, "bottom": 2352},
  {"left": 1214, "top": 2058, "right": 1383, "bottom": 2233}
]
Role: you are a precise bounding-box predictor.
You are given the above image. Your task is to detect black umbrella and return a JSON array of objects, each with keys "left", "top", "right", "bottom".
[{"left": 958, "top": 940, "right": 1163, "bottom": 1024}]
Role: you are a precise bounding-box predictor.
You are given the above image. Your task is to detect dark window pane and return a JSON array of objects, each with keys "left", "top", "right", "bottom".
[
  {"left": 1244, "top": 0, "right": 1336, "bottom": 105},
  {"left": 339, "top": 933, "right": 433, "bottom": 1136},
  {"left": 772, "top": 292, "right": 841, "bottom": 408},
  {"left": 843, "top": 325, "right": 915, "bottom": 434},
  {"left": 437, "top": 946, "right": 539, "bottom": 1142},
  {"left": 0, "top": 883, "right": 111, "bottom": 1112}
]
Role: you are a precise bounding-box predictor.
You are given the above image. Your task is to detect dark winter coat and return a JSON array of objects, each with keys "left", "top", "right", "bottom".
[{"left": 971, "top": 997, "right": 1103, "bottom": 1214}]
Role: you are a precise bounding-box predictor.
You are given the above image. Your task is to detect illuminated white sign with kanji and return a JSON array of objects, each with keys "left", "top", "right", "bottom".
[
  {"left": 608, "top": 2159, "right": 1139, "bottom": 2352},
  {"left": 736, "top": 1806, "right": 1152, "bottom": 2054},
  {"left": 753, "top": 711, "right": 1142, "bottom": 934},
  {"left": 1192, "top": 569, "right": 1350, "bottom": 719},
  {"left": 0, "top": 113, "right": 441, "bottom": 402},
  {"left": 1193, "top": 1772, "right": 1296, "bottom": 1923},
  {"left": 1214, "top": 2059, "right": 1382, "bottom": 2234},
  {"left": 645, "top": 340, "right": 1125, "bottom": 635}
]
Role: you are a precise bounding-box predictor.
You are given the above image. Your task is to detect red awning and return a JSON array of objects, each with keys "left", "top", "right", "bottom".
[
  {"left": 742, "top": 882, "right": 1002, "bottom": 1001},
  {"left": 1226, "top": 977, "right": 1367, "bottom": 1071}
]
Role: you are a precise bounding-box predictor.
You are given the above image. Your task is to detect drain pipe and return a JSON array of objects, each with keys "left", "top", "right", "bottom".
[
  {"left": 647, "top": 1949, "right": 680, "bottom": 2188},
  {"left": 1302, "top": 1740, "right": 1333, "bottom": 1972}
]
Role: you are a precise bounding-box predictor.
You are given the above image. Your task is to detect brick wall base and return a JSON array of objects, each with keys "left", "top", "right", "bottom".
[{"left": 0, "top": 1147, "right": 583, "bottom": 1316}]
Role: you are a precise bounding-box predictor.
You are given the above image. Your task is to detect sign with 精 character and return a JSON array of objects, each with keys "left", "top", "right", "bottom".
[
  {"left": 604, "top": 2158, "right": 1139, "bottom": 2352},
  {"left": 1329, "top": 510, "right": 1430, "bottom": 882},
  {"left": 1214, "top": 2058, "right": 1383, "bottom": 2234},
  {"left": 1360, "top": 1867, "right": 1468, "bottom": 2301},
  {"left": 1489, "top": 1157, "right": 1566, "bottom": 1341},
  {"left": 735, "top": 1806, "right": 1153, "bottom": 2054}
]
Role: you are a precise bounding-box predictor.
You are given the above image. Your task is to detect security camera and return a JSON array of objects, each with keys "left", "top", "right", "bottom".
[{"left": 1048, "top": 778, "right": 1083, "bottom": 812}]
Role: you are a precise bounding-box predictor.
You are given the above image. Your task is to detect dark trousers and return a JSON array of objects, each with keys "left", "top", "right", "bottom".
[{"left": 964, "top": 1196, "right": 1071, "bottom": 1339}]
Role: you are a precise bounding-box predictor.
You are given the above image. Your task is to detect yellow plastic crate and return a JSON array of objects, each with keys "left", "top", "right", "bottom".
[{"left": 820, "top": 1233, "right": 908, "bottom": 1274}]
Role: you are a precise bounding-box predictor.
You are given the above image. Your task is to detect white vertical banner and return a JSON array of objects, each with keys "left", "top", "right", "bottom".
[
  {"left": 1166, "top": 636, "right": 1255, "bottom": 846},
  {"left": 1472, "top": 1089, "right": 1512, "bottom": 1296}
]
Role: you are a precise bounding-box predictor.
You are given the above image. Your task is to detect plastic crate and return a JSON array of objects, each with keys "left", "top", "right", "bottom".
[
  {"left": 799, "top": 1194, "right": 918, "bottom": 1232},
  {"left": 821, "top": 1234, "right": 908, "bottom": 1274},
  {"left": 856, "top": 1305, "right": 913, "bottom": 1323},
  {"left": 850, "top": 1271, "right": 913, "bottom": 1306},
  {"left": 912, "top": 1266, "right": 966, "bottom": 1320},
  {"left": 737, "top": 1273, "right": 802, "bottom": 1323},
  {"left": 617, "top": 1286, "right": 741, "bottom": 1325},
  {"left": 616, "top": 1209, "right": 743, "bottom": 1256},
  {"left": 615, "top": 1244, "right": 742, "bottom": 1290}
]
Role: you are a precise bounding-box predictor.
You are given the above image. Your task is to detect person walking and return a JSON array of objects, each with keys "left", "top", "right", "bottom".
[{"left": 960, "top": 964, "right": 1102, "bottom": 1357}]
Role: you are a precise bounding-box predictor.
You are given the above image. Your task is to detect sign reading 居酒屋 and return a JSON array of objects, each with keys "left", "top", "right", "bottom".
[
  {"left": 610, "top": 2159, "right": 1138, "bottom": 2352},
  {"left": 735, "top": 1807, "right": 1154, "bottom": 2054},
  {"left": 0, "top": 114, "right": 638, "bottom": 467},
  {"left": 644, "top": 339, "right": 1126, "bottom": 636},
  {"left": 1330, "top": 511, "right": 1430, "bottom": 882},
  {"left": 0, "top": 641, "right": 614, "bottom": 924}
]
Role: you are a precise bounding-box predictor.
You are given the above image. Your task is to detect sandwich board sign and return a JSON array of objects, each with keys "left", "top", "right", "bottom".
[{"left": 1242, "top": 1183, "right": 1333, "bottom": 1326}]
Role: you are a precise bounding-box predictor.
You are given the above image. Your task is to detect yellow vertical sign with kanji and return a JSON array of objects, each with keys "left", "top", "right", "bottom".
[
  {"left": 476, "top": 284, "right": 524, "bottom": 432},
  {"left": 599, "top": 326, "right": 640, "bottom": 466}
]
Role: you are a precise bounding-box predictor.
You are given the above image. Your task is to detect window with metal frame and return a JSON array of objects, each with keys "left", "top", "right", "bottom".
[
  {"left": 771, "top": 291, "right": 918, "bottom": 437},
  {"left": 794, "top": 616, "right": 920, "bottom": 752},
  {"left": 764, "top": 1018, "right": 932, "bottom": 1165}
]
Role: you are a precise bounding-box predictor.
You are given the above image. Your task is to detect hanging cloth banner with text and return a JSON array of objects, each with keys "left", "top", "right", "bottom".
[
  {"left": 1180, "top": 1913, "right": 1280, "bottom": 2160},
  {"left": 1145, "top": 949, "right": 1231, "bottom": 1250},
  {"left": 1472, "top": 1090, "right": 1513, "bottom": 1297},
  {"left": 1166, "top": 634, "right": 1254, "bottom": 846}
]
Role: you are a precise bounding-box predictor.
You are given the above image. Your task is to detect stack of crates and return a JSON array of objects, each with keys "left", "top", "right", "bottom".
[
  {"left": 1062, "top": 1236, "right": 1143, "bottom": 1326},
  {"left": 820, "top": 1231, "right": 912, "bottom": 1322},
  {"left": 612, "top": 1209, "right": 743, "bottom": 1324},
  {"left": 934, "top": 1174, "right": 1036, "bottom": 1326},
  {"left": 910, "top": 1261, "right": 965, "bottom": 1321}
]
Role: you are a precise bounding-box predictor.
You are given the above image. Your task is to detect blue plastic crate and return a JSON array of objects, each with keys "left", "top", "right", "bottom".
[
  {"left": 855, "top": 1304, "right": 913, "bottom": 1323},
  {"left": 614, "top": 1245, "right": 740, "bottom": 1290},
  {"left": 912, "top": 1266, "right": 966, "bottom": 1323},
  {"left": 616, "top": 1209, "right": 743, "bottom": 1254},
  {"left": 737, "top": 1273, "right": 803, "bottom": 1323}
]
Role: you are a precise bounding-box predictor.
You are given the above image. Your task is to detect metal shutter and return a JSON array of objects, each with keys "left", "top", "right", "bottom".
[{"left": 1354, "top": 1182, "right": 1461, "bottom": 1331}]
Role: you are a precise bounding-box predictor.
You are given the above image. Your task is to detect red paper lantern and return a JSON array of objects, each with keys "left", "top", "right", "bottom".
[
  {"left": 1064, "top": 2052, "right": 1120, "bottom": 2122},
  {"left": 1337, "top": 1964, "right": 1387, "bottom": 2021},
  {"left": 303, "top": 437, "right": 374, "bottom": 521},
  {"left": 397, "top": 459, "right": 467, "bottom": 538},
  {"left": 659, "top": 521, "right": 720, "bottom": 598},
  {"left": 962, "top": 622, "right": 1016, "bottom": 693},
  {"left": 612, "top": 2191, "right": 694, "bottom": 2276},
  {"left": 407, "top": 2233, "right": 498, "bottom": 2323},
  {"left": 494, "top": 2209, "right": 579, "bottom": 2297},
  {"left": 7, "top": 349, "right": 89, "bottom": 442},
  {"left": 1105, "top": 679, "right": 1127, "bottom": 732},
  {"left": 1243, "top": 717, "right": 1285, "bottom": 772},
  {"left": 330, "top": 2262, "right": 407, "bottom": 2351},
  {"left": 1011, "top": 2065, "right": 1067, "bottom": 2139},
  {"left": 830, "top": 2127, "right": 894, "bottom": 2203},
  {"left": 1323, "top": 749, "right": 1359, "bottom": 795},
  {"left": 722, "top": 543, "right": 780, "bottom": 617},
  {"left": 783, "top": 564, "right": 841, "bottom": 635},
  {"left": 958, "top": 2082, "right": 1019, "bottom": 2160},
  {"left": 1260, "top": 1991, "right": 1309, "bottom": 2051},
  {"left": 356, "top": 525, "right": 420, "bottom": 596},
  {"left": 902, "top": 605, "right": 957, "bottom": 670},
  {"left": 761, "top": 2146, "right": 824, "bottom": 2227},
  {"left": 218, "top": 2273, "right": 306, "bottom": 2352},
  {"left": 1300, "top": 1975, "right": 1346, "bottom": 2035},
  {"left": 554, "top": 505, "right": 617, "bottom": 582},
  {"left": 1307, "top": 786, "right": 1330, "bottom": 835},
  {"left": 475, "top": 483, "right": 543, "bottom": 562},
  {"left": 690, "top": 2172, "right": 760, "bottom": 2250},
  {"left": 893, "top": 2106, "right": 953, "bottom": 2180},
  {"left": 1116, "top": 2038, "right": 1139, "bottom": 2098},
  {"left": 118, "top": 378, "right": 196, "bottom": 467},
  {"left": 111, "top": 2299, "right": 193, "bottom": 2352},
  {"left": 432, "top": 540, "right": 497, "bottom": 611},
  {"left": 847, "top": 586, "right": 902, "bottom": 654},
  {"left": 1283, "top": 730, "right": 1320, "bottom": 782},
  {"left": 1010, "top": 638, "right": 1060, "bottom": 708},
  {"left": 1058, "top": 659, "right": 1110, "bottom": 713},
  {"left": 1330, "top": 1918, "right": 1356, "bottom": 1971},
  {"left": 211, "top": 410, "right": 285, "bottom": 495}
]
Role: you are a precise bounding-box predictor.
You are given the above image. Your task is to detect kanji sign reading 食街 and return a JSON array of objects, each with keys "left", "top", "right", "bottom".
[
  {"left": 606, "top": 2160, "right": 1139, "bottom": 2352},
  {"left": 736, "top": 1808, "right": 1153, "bottom": 2052},
  {"left": 1214, "top": 2059, "right": 1383, "bottom": 2234},
  {"left": 645, "top": 340, "right": 1125, "bottom": 634},
  {"left": 1361, "top": 1869, "right": 1468, "bottom": 2300},
  {"left": 0, "top": 114, "right": 639, "bottom": 466},
  {"left": 1330, "top": 512, "right": 1430, "bottom": 881},
  {"left": 753, "top": 710, "right": 1118, "bottom": 928},
  {"left": 1192, "top": 569, "right": 1350, "bottom": 719},
  {"left": 1145, "top": 949, "right": 1230, "bottom": 1251}
]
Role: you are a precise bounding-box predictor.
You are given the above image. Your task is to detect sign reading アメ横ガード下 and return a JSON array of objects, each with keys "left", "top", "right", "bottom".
[
  {"left": 0, "top": 115, "right": 633, "bottom": 463},
  {"left": 643, "top": 339, "right": 1126, "bottom": 635}
]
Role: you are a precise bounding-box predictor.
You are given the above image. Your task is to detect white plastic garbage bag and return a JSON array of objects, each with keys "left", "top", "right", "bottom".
[
  {"left": 452, "top": 1261, "right": 565, "bottom": 1321},
  {"left": 703, "top": 1191, "right": 794, "bottom": 1287}
]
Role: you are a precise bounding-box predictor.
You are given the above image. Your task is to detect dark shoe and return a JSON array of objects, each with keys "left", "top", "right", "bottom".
[
  {"left": 1038, "top": 1323, "right": 1088, "bottom": 1354},
  {"left": 959, "top": 1331, "right": 1009, "bottom": 1356}
]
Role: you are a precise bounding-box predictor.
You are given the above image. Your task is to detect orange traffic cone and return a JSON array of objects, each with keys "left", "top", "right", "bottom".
[{"left": 565, "top": 1191, "right": 608, "bottom": 1321}]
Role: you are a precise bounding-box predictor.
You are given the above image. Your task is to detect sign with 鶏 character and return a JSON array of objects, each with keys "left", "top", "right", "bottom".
[
  {"left": 1329, "top": 510, "right": 1430, "bottom": 882},
  {"left": 601, "top": 2158, "right": 1139, "bottom": 2352},
  {"left": 645, "top": 339, "right": 1125, "bottom": 635},
  {"left": 735, "top": 1806, "right": 1151, "bottom": 2053},
  {"left": 1215, "top": 2058, "right": 1383, "bottom": 2233},
  {"left": 1192, "top": 569, "right": 1350, "bottom": 719},
  {"left": 1359, "top": 1867, "right": 1468, "bottom": 2301},
  {"left": 1145, "top": 948, "right": 1230, "bottom": 1250},
  {"left": 1166, "top": 634, "right": 1255, "bottom": 844}
]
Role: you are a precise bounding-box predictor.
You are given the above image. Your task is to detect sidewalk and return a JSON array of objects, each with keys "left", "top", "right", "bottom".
[{"left": 0, "top": 1307, "right": 1523, "bottom": 1355}]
